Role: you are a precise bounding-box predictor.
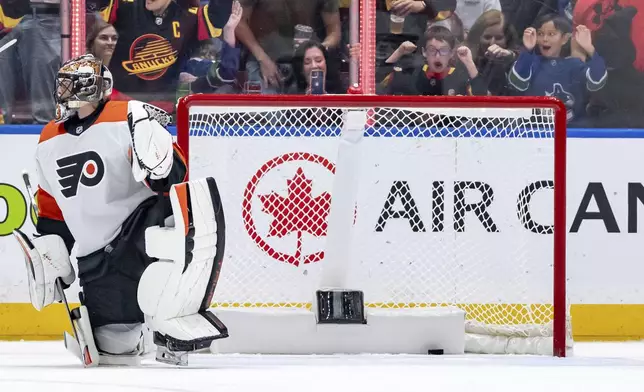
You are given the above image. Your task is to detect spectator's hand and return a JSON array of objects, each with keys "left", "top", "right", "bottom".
[
  {"left": 386, "top": 41, "right": 416, "bottom": 64},
  {"left": 456, "top": 46, "right": 474, "bottom": 65},
  {"left": 179, "top": 72, "right": 198, "bottom": 83},
  {"left": 569, "top": 37, "right": 588, "bottom": 62},
  {"left": 523, "top": 27, "right": 537, "bottom": 51},
  {"left": 574, "top": 25, "right": 595, "bottom": 57},
  {"left": 223, "top": 1, "right": 242, "bottom": 47},
  {"left": 398, "top": 41, "right": 417, "bottom": 55},
  {"left": 225, "top": 1, "right": 242, "bottom": 30},
  {"left": 390, "top": 0, "right": 425, "bottom": 17},
  {"left": 486, "top": 44, "right": 514, "bottom": 59},
  {"left": 348, "top": 43, "right": 361, "bottom": 62},
  {"left": 457, "top": 46, "right": 479, "bottom": 79},
  {"left": 259, "top": 57, "right": 281, "bottom": 87}
]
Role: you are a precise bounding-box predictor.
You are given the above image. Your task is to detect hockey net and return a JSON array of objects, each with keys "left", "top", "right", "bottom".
[{"left": 177, "top": 94, "right": 570, "bottom": 356}]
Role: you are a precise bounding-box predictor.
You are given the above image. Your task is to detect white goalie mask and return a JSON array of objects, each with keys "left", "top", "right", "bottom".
[{"left": 55, "top": 54, "right": 113, "bottom": 123}]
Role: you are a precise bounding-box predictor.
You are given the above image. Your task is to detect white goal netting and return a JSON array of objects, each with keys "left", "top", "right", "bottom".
[{"left": 180, "top": 97, "right": 569, "bottom": 355}]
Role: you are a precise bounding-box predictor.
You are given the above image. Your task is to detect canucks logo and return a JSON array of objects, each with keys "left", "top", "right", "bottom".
[
  {"left": 122, "top": 34, "right": 178, "bottom": 81},
  {"left": 545, "top": 83, "right": 575, "bottom": 121}
]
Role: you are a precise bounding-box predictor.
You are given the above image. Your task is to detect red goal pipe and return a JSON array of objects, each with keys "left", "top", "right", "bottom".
[{"left": 553, "top": 97, "right": 568, "bottom": 357}]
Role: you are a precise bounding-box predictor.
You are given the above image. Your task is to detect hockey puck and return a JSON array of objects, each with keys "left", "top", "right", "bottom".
[{"left": 427, "top": 349, "right": 444, "bottom": 355}]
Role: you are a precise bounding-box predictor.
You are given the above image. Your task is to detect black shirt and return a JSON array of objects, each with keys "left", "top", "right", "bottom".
[{"left": 102, "top": 0, "right": 231, "bottom": 103}]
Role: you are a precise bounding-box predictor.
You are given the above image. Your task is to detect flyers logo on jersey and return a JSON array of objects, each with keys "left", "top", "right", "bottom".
[
  {"left": 122, "top": 34, "right": 178, "bottom": 81},
  {"left": 56, "top": 151, "right": 105, "bottom": 198}
]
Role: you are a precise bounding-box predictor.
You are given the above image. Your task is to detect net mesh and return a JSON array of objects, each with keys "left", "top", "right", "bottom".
[{"left": 185, "top": 103, "right": 560, "bottom": 338}]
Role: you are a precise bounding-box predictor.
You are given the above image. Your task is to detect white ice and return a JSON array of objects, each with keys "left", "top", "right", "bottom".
[{"left": 1, "top": 341, "right": 644, "bottom": 392}]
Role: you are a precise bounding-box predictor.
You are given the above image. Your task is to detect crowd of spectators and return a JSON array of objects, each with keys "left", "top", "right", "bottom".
[{"left": 0, "top": 0, "right": 641, "bottom": 128}]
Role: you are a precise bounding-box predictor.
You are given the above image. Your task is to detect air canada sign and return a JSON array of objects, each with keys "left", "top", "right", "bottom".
[
  {"left": 373, "top": 180, "right": 644, "bottom": 234},
  {"left": 242, "top": 151, "right": 644, "bottom": 267}
]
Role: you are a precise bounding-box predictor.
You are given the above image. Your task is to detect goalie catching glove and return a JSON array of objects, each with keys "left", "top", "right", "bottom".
[
  {"left": 13, "top": 231, "right": 75, "bottom": 311},
  {"left": 128, "top": 101, "right": 174, "bottom": 182}
]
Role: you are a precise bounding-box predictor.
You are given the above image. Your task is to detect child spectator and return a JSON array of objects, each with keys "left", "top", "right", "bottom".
[
  {"left": 509, "top": 14, "right": 608, "bottom": 123},
  {"left": 177, "top": 0, "right": 242, "bottom": 95},
  {"left": 377, "top": 0, "right": 457, "bottom": 71},
  {"left": 183, "top": 40, "right": 221, "bottom": 81},
  {"left": 465, "top": 9, "right": 519, "bottom": 95},
  {"left": 378, "top": 26, "right": 486, "bottom": 96}
]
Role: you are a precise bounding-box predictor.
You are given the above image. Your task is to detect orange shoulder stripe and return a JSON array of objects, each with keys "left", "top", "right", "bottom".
[
  {"left": 39, "top": 101, "right": 129, "bottom": 142},
  {"left": 36, "top": 186, "right": 64, "bottom": 222},
  {"left": 94, "top": 100, "right": 129, "bottom": 125},
  {"left": 39, "top": 121, "right": 66, "bottom": 144}
]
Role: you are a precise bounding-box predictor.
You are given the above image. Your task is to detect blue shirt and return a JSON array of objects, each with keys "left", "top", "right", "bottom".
[{"left": 509, "top": 50, "right": 608, "bottom": 122}]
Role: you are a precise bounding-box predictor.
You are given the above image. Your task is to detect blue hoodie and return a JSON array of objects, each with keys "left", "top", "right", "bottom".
[{"left": 509, "top": 50, "right": 607, "bottom": 122}]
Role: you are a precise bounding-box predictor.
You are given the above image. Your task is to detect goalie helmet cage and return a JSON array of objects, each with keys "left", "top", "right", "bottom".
[{"left": 176, "top": 94, "right": 568, "bottom": 357}]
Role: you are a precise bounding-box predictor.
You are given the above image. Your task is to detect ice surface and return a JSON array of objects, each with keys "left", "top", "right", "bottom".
[{"left": 1, "top": 341, "right": 643, "bottom": 392}]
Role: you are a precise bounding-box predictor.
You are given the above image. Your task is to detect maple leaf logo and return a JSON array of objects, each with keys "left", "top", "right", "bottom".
[{"left": 258, "top": 167, "right": 331, "bottom": 265}]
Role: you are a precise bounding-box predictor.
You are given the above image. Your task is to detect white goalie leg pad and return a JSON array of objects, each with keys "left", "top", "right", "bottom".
[
  {"left": 138, "top": 177, "right": 228, "bottom": 351},
  {"left": 13, "top": 230, "right": 75, "bottom": 311}
]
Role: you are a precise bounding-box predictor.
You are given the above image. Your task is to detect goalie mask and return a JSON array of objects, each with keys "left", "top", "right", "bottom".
[{"left": 55, "top": 54, "right": 113, "bottom": 123}]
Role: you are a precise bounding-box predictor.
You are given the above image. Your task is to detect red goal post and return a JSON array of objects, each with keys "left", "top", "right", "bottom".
[{"left": 176, "top": 94, "right": 569, "bottom": 357}]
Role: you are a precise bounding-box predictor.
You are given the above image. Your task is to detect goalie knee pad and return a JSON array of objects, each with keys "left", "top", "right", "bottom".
[
  {"left": 65, "top": 310, "right": 144, "bottom": 367},
  {"left": 94, "top": 324, "right": 144, "bottom": 355},
  {"left": 138, "top": 177, "right": 228, "bottom": 352}
]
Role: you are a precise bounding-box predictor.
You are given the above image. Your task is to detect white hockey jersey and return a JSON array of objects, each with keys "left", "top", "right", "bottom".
[{"left": 35, "top": 100, "right": 186, "bottom": 257}]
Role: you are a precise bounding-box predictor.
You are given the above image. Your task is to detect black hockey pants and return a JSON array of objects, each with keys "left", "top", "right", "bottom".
[{"left": 76, "top": 196, "right": 171, "bottom": 329}]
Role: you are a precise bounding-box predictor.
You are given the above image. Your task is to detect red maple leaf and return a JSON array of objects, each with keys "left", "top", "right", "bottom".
[{"left": 258, "top": 167, "right": 331, "bottom": 264}]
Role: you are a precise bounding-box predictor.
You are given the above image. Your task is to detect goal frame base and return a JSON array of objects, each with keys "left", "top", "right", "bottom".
[{"left": 210, "top": 307, "right": 465, "bottom": 355}]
